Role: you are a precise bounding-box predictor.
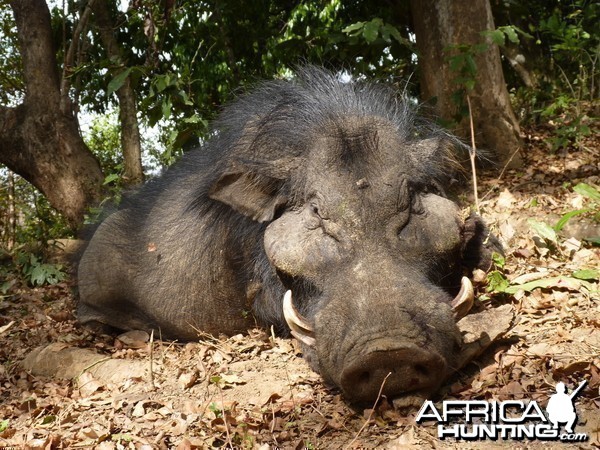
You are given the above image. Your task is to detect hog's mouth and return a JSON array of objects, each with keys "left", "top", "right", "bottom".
[
  {"left": 280, "top": 278, "right": 476, "bottom": 405},
  {"left": 282, "top": 277, "right": 475, "bottom": 349},
  {"left": 283, "top": 290, "right": 316, "bottom": 346}
]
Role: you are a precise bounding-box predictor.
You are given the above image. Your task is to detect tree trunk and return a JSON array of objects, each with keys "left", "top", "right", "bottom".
[
  {"left": 410, "top": 0, "right": 523, "bottom": 168},
  {"left": 92, "top": 0, "right": 144, "bottom": 185},
  {"left": 0, "top": 0, "right": 104, "bottom": 228}
]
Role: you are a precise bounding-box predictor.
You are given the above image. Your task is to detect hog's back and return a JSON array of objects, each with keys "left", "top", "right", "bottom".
[{"left": 77, "top": 166, "right": 257, "bottom": 339}]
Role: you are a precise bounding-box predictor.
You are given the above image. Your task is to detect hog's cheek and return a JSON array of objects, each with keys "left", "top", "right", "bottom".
[{"left": 264, "top": 212, "right": 343, "bottom": 278}]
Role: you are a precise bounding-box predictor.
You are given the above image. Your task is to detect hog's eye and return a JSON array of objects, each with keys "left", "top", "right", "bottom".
[{"left": 310, "top": 203, "right": 321, "bottom": 217}]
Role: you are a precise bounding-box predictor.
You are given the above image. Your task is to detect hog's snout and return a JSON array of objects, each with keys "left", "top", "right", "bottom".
[{"left": 339, "top": 345, "right": 446, "bottom": 404}]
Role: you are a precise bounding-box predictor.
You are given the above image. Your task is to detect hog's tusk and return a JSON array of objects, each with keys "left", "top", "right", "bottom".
[
  {"left": 451, "top": 277, "right": 475, "bottom": 319},
  {"left": 283, "top": 290, "right": 316, "bottom": 347}
]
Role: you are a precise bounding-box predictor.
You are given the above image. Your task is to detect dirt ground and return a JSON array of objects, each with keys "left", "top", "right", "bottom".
[{"left": 1, "top": 130, "right": 599, "bottom": 449}]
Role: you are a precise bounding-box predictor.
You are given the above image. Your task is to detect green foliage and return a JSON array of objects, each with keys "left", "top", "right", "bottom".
[
  {"left": 446, "top": 24, "right": 530, "bottom": 124},
  {"left": 0, "top": 166, "right": 70, "bottom": 290},
  {"left": 59, "top": 0, "right": 419, "bottom": 166},
  {"left": 572, "top": 268, "right": 599, "bottom": 281},
  {"left": 495, "top": 0, "right": 598, "bottom": 149},
  {"left": 520, "top": 183, "right": 600, "bottom": 259},
  {"left": 492, "top": 252, "right": 506, "bottom": 269},
  {"left": 555, "top": 183, "right": 600, "bottom": 235},
  {"left": 503, "top": 275, "right": 594, "bottom": 294},
  {"left": 483, "top": 25, "right": 528, "bottom": 47},
  {"left": 486, "top": 252, "right": 510, "bottom": 293},
  {"left": 1, "top": 247, "right": 67, "bottom": 289},
  {"left": 1, "top": 0, "right": 597, "bottom": 251},
  {"left": 343, "top": 18, "right": 408, "bottom": 47},
  {"left": 0, "top": 1, "right": 23, "bottom": 105},
  {"left": 22, "top": 256, "right": 66, "bottom": 286},
  {"left": 573, "top": 182, "right": 600, "bottom": 202},
  {"left": 208, "top": 401, "right": 223, "bottom": 419},
  {"left": 0, "top": 169, "right": 72, "bottom": 249},
  {"left": 82, "top": 112, "right": 168, "bottom": 220},
  {"left": 537, "top": 2, "right": 598, "bottom": 95},
  {"left": 486, "top": 270, "right": 510, "bottom": 293},
  {"left": 528, "top": 218, "right": 559, "bottom": 245}
]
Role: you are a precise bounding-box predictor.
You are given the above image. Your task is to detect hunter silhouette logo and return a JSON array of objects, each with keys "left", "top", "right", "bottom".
[
  {"left": 546, "top": 381, "right": 586, "bottom": 434},
  {"left": 416, "top": 380, "right": 589, "bottom": 441}
]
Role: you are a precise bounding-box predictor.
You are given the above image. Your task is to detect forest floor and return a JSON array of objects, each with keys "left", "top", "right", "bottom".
[{"left": 0, "top": 128, "right": 599, "bottom": 449}]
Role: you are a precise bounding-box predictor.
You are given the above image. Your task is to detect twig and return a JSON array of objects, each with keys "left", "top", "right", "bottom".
[
  {"left": 60, "top": 0, "right": 97, "bottom": 111},
  {"left": 344, "top": 372, "right": 392, "bottom": 450},
  {"left": 218, "top": 382, "right": 234, "bottom": 449},
  {"left": 270, "top": 400, "right": 279, "bottom": 448},
  {"left": 466, "top": 94, "right": 480, "bottom": 213},
  {"left": 77, "top": 356, "right": 111, "bottom": 379},
  {"left": 480, "top": 146, "right": 522, "bottom": 202},
  {"left": 149, "top": 329, "right": 155, "bottom": 388}
]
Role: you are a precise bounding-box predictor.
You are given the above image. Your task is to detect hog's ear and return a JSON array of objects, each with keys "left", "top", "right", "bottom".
[
  {"left": 462, "top": 212, "right": 503, "bottom": 272},
  {"left": 209, "top": 170, "right": 287, "bottom": 223}
]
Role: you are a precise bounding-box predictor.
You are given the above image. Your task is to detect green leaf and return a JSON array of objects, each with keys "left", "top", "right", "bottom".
[
  {"left": 362, "top": 20, "right": 380, "bottom": 43},
  {"left": 528, "top": 218, "right": 558, "bottom": 243},
  {"left": 464, "top": 54, "right": 477, "bottom": 75},
  {"left": 103, "top": 173, "right": 120, "bottom": 185},
  {"left": 573, "top": 183, "right": 600, "bottom": 202},
  {"left": 107, "top": 67, "right": 133, "bottom": 97},
  {"left": 492, "top": 252, "right": 505, "bottom": 269},
  {"left": 161, "top": 98, "right": 172, "bottom": 120},
  {"left": 41, "top": 415, "right": 56, "bottom": 425},
  {"left": 155, "top": 74, "right": 171, "bottom": 92},
  {"left": 342, "top": 22, "right": 364, "bottom": 35},
  {"left": 572, "top": 269, "right": 599, "bottom": 281},
  {"left": 554, "top": 208, "right": 590, "bottom": 231},
  {"left": 0, "top": 419, "right": 8, "bottom": 432},
  {"left": 30, "top": 265, "right": 48, "bottom": 286},
  {"left": 505, "top": 276, "right": 583, "bottom": 294},
  {"left": 486, "top": 29, "right": 505, "bottom": 46},
  {"left": 486, "top": 270, "right": 510, "bottom": 293},
  {"left": 583, "top": 236, "right": 600, "bottom": 245},
  {"left": 501, "top": 26, "right": 519, "bottom": 44},
  {"left": 388, "top": 26, "right": 405, "bottom": 45},
  {"left": 111, "top": 433, "right": 133, "bottom": 442}
]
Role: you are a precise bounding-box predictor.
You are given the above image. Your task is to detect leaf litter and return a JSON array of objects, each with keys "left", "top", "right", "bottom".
[{"left": 0, "top": 130, "right": 598, "bottom": 449}]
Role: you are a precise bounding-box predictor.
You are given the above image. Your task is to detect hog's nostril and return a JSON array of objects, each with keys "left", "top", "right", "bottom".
[
  {"left": 340, "top": 346, "right": 446, "bottom": 404},
  {"left": 359, "top": 371, "right": 371, "bottom": 384}
]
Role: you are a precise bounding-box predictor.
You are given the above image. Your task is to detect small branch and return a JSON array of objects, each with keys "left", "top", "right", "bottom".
[
  {"left": 218, "top": 382, "right": 233, "bottom": 449},
  {"left": 60, "top": 0, "right": 97, "bottom": 112},
  {"left": 76, "top": 356, "right": 111, "bottom": 379},
  {"left": 480, "top": 146, "right": 522, "bottom": 202},
  {"left": 149, "top": 329, "right": 155, "bottom": 388},
  {"left": 344, "top": 372, "right": 392, "bottom": 449},
  {"left": 466, "top": 94, "right": 480, "bottom": 214}
]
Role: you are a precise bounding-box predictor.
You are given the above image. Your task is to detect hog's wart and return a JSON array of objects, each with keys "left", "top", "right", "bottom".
[{"left": 78, "top": 67, "right": 501, "bottom": 406}]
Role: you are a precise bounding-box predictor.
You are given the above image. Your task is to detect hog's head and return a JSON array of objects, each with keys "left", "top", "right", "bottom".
[{"left": 209, "top": 72, "right": 500, "bottom": 406}]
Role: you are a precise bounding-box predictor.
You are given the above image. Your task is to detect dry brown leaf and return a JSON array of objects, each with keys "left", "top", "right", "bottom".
[
  {"left": 77, "top": 372, "right": 104, "bottom": 397},
  {"left": 178, "top": 370, "right": 199, "bottom": 389}
]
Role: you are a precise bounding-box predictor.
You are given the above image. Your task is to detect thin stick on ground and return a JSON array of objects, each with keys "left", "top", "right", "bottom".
[
  {"left": 466, "top": 94, "right": 480, "bottom": 214},
  {"left": 219, "top": 382, "right": 234, "bottom": 449},
  {"left": 480, "top": 146, "right": 522, "bottom": 202},
  {"left": 344, "top": 372, "right": 392, "bottom": 450},
  {"left": 149, "top": 329, "right": 155, "bottom": 388},
  {"left": 77, "top": 356, "right": 111, "bottom": 379}
]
